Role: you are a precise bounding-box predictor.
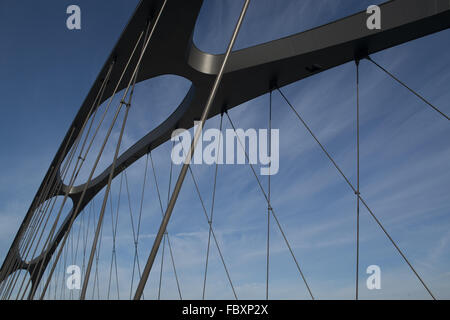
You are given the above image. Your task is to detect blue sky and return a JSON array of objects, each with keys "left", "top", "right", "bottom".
[{"left": 0, "top": 0, "right": 449, "bottom": 300}]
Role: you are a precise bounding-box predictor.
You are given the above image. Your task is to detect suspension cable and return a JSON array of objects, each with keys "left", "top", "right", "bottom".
[
  {"left": 277, "top": 86, "right": 436, "bottom": 300},
  {"left": 177, "top": 133, "right": 237, "bottom": 299},
  {"left": 107, "top": 172, "right": 123, "bottom": 299},
  {"left": 366, "top": 56, "right": 449, "bottom": 121},
  {"left": 149, "top": 151, "right": 183, "bottom": 300},
  {"left": 148, "top": 151, "right": 167, "bottom": 300},
  {"left": 0, "top": 163, "right": 56, "bottom": 297},
  {"left": 23, "top": 60, "right": 116, "bottom": 300},
  {"left": 225, "top": 111, "right": 314, "bottom": 300},
  {"left": 202, "top": 114, "right": 224, "bottom": 299},
  {"left": 266, "top": 91, "right": 272, "bottom": 300},
  {"left": 123, "top": 14, "right": 154, "bottom": 300},
  {"left": 38, "top": 28, "right": 147, "bottom": 300},
  {"left": 123, "top": 170, "right": 144, "bottom": 299},
  {"left": 92, "top": 196, "right": 105, "bottom": 300},
  {"left": 81, "top": 0, "right": 169, "bottom": 299},
  {"left": 165, "top": 141, "right": 183, "bottom": 300},
  {"left": 157, "top": 234, "right": 166, "bottom": 300},
  {"left": 81, "top": 203, "right": 92, "bottom": 298},
  {"left": 355, "top": 60, "right": 360, "bottom": 300},
  {"left": 185, "top": 163, "right": 238, "bottom": 300},
  {"left": 10, "top": 126, "right": 79, "bottom": 300},
  {"left": 81, "top": 83, "right": 133, "bottom": 299},
  {"left": 20, "top": 67, "right": 110, "bottom": 299},
  {"left": 128, "top": 153, "right": 149, "bottom": 299},
  {"left": 134, "top": 0, "right": 250, "bottom": 300}
]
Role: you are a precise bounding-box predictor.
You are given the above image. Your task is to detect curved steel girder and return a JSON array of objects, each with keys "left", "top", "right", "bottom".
[{"left": 2, "top": 0, "right": 450, "bottom": 288}]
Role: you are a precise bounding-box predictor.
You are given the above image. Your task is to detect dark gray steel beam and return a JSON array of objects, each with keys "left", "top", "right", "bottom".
[{"left": 2, "top": 0, "right": 450, "bottom": 290}]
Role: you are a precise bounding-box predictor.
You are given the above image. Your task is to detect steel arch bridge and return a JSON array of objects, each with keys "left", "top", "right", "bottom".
[{"left": 1, "top": 0, "right": 449, "bottom": 300}]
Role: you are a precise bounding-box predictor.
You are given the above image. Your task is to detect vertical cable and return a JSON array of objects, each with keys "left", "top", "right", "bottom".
[
  {"left": 80, "top": 9, "right": 158, "bottom": 298},
  {"left": 129, "top": 152, "right": 149, "bottom": 299},
  {"left": 266, "top": 90, "right": 272, "bottom": 300},
  {"left": 81, "top": 96, "right": 131, "bottom": 300},
  {"left": 184, "top": 162, "right": 237, "bottom": 300},
  {"left": 124, "top": 169, "right": 144, "bottom": 299},
  {"left": 157, "top": 235, "right": 166, "bottom": 299},
  {"left": 148, "top": 150, "right": 182, "bottom": 299},
  {"left": 12, "top": 127, "right": 79, "bottom": 300},
  {"left": 134, "top": 0, "right": 251, "bottom": 300},
  {"left": 108, "top": 171, "right": 123, "bottom": 300},
  {"left": 166, "top": 143, "right": 183, "bottom": 300},
  {"left": 355, "top": 59, "right": 360, "bottom": 300},
  {"left": 23, "top": 61, "right": 116, "bottom": 301},
  {"left": 39, "top": 27, "right": 146, "bottom": 300},
  {"left": 202, "top": 114, "right": 223, "bottom": 299},
  {"left": 278, "top": 86, "right": 436, "bottom": 300},
  {"left": 226, "top": 110, "right": 314, "bottom": 300}
]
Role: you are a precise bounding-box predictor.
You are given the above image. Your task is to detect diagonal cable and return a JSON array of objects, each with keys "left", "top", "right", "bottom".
[
  {"left": 134, "top": 0, "right": 249, "bottom": 299},
  {"left": 225, "top": 110, "right": 314, "bottom": 300},
  {"left": 366, "top": 56, "right": 449, "bottom": 121},
  {"left": 124, "top": 169, "right": 145, "bottom": 299},
  {"left": 277, "top": 86, "right": 436, "bottom": 300},
  {"left": 165, "top": 141, "right": 183, "bottom": 300},
  {"left": 39, "top": 26, "right": 147, "bottom": 300},
  {"left": 202, "top": 114, "right": 223, "bottom": 299},
  {"left": 178, "top": 135, "right": 237, "bottom": 299},
  {"left": 107, "top": 171, "right": 123, "bottom": 300},
  {"left": 149, "top": 151, "right": 182, "bottom": 300},
  {"left": 185, "top": 164, "right": 238, "bottom": 300}
]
